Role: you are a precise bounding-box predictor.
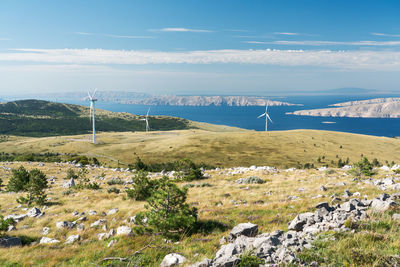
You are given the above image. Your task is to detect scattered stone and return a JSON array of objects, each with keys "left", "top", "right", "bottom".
[
  {"left": 26, "top": 207, "right": 42, "bottom": 217},
  {"left": 65, "top": 234, "right": 80, "bottom": 244},
  {"left": 7, "top": 225, "right": 16, "bottom": 232},
  {"left": 116, "top": 226, "right": 132, "bottom": 236},
  {"left": 62, "top": 178, "right": 75, "bottom": 188},
  {"left": 40, "top": 237, "right": 60, "bottom": 244},
  {"left": 0, "top": 236, "right": 22, "bottom": 248},
  {"left": 320, "top": 185, "right": 327, "bottom": 191},
  {"left": 77, "top": 223, "right": 85, "bottom": 231},
  {"left": 160, "top": 253, "right": 187, "bottom": 267},
  {"left": 235, "top": 176, "right": 264, "bottom": 184},
  {"left": 288, "top": 212, "right": 314, "bottom": 231},
  {"left": 4, "top": 214, "right": 27, "bottom": 222},
  {"left": 90, "top": 219, "right": 107, "bottom": 228},
  {"left": 107, "top": 208, "right": 119, "bottom": 215},
  {"left": 42, "top": 227, "right": 50, "bottom": 235},
  {"left": 393, "top": 214, "right": 400, "bottom": 220},
  {"left": 343, "top": 190, "right": 352, "bottom": 198},
  {"left": 88, "top": 210, "right": 97, "bottom": 216},
  {"left": 56, "top": 221, "right": 76, "bottom": 229},
  {"left": 107, "top": 239, "right": 117, "bottom": 247}
]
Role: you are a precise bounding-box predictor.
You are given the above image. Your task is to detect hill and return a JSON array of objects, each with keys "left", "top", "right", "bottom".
[
  {"left": 288, "top": 97, "right": 400, "bottom": 118},
  {"left": 1, "top": 129, "right": 399, "bottom": 168},
  {"left": 0, "top": 99, "right": 193, "bottom": 137}
]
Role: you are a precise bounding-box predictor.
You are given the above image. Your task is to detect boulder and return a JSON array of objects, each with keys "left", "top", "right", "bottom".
[
  {"left": 370, "top": 198, "right": 397, "bottom": 212},
  {"left": 393, "top": 214, "right": 400, "bottom": 220},
  {"left": 116, "top": 226, "right": 132, "bottom": 236},
  {"left": 160, "top": 253, "right": 187, "bottom": 267},
  {"left": 90, "top": 219, "right": 107, "bottom": 228},
  {"left": 229, "top": 223, "right": 258, "bottom": 239},
  {"left": 77, "top": 223, "right": 85, "bottom": 231},
  {"left": 288, "top": 212, "right": 314, "bottom": 231},
  {"left": 62, "top": 178, "right": 75, "bottom": 188},
  {"left": 0, "top": 236, "right": 22, "bottom": 248},
  {"left": 26, "top": 207, "right": 42, "bottom": 217},
  {"left": 4, "top": 214, "right": 27, "bottom": 222},
  {"left": 42, "top": 227, "right": 50, "bottom": 235},
  {"left": 65, "top": 234, "right": 80, "bottom": 244},
  {"left": 235, "top": 176, "right": 264, "bottom": 184},
  {"left": 40, "top": 237, "right": 60, "bottom": 244}
]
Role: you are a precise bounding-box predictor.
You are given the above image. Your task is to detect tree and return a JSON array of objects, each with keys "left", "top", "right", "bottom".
[
  {"left": 0, "top": 215, "right": 14, "bottom": 233},
  {"left": 134, "top": 157, "right": 147, "bottom": 171},
  {"left": 17, "top": 169, "right": 48, "bottom": 205},
  {"left": 173, "top": 159, "right": 203, "bottom": 181},
  {"left": 126, "top": 171, "right": 158, "bottom": 201},
  {"left": 135, "top": 176, "right": 198, "bottom": 239},
  {"left": 6, "top": 166, "right": 30, "bottom": 192}
]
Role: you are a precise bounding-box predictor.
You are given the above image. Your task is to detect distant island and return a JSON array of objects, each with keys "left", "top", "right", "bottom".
[{"left": 287, "top": 97, "right": 400, "bottom": 118}]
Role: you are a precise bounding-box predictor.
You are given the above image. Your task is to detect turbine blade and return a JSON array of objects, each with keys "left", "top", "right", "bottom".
[
  {"left": 257, "top": 113, "right": 266, "bottom": 118},
  {"left": 87, "top": 92, "right": 92, "bottom": 100},
  {"left": 92, "top": 88, "right": 98, "bottom": 98},
  {"left": 266, "top": 100, "right": 269, "bottom": 112},
  {"left": 267, "top": 114, "right": 273, "bottom": 123},
  {"left": 146, "top": 107, "right": 150, "bottom": 117}
]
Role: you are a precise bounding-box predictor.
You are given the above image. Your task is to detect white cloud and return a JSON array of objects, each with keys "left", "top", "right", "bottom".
[
  {"left": 74, "top": 32, "right": 154, "bottom": 39},
  {"left": 274, "top": 32, "right": 300, "bottom": 36},
  {"left": 1, "top": 48, "right": 400, "bottom": 70},
  {"left": 152, "top": 27, "right": 213, "bottom": 33},
  {"left": 245, "top": 40, "right": 400, "bottom": 46},
  {"left": 371, "top": 32, "right": 400, "bottom": 38}
]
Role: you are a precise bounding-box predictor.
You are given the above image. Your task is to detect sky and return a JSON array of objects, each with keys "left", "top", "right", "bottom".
[{"left": 1, "top": 0, "right": 400, "bottom": 96}]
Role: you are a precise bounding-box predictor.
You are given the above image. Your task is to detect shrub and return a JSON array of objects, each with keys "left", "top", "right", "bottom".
[
  {"left": 126, "top": 171, "right": 158, "bottom": 201},
  {"left": 0, "top": 178, "right": 3, "bottom": 189},
  {"left": 134, "top": 176, "right": 197, "bottom": 239},
  {"left": 0, "top": 215, "right": 15, "bottom": 233},
  {"left": 173, "top": 159, "right": 203, "bottom": 182},
  {"left": 16, "top": 168, "right": 48, "bottom": 206},
  {"left": 350, "top": 157, "right": 375, "bottom": 177},
  {"left": 66, "top": 168, "right": 78, "bottom": 180},
  {"left": 107, "top": 178, "right": 124, "bottom": 185},
  {"left": 133, "top": 157, "right": 147, "bottom": 171},
  {"left": 107, "top": 187, "right": 120, "bottom": 194},
  {"left": 76, "top": 178, "right": 100, "bottom": 190},
  {"left": 238, "top": 253, "right": 264, "bottom": 267}
]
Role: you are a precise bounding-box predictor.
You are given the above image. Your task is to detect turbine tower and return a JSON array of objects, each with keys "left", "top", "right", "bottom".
[
  {"left": 257, "top": 100, "right": 273, "bottom": 131},
  {"left": 87, "top": 89, "right": 98, "bottom": 144},
  {"left": 141, "top": 107, "right": 150, "bottom": 132}
]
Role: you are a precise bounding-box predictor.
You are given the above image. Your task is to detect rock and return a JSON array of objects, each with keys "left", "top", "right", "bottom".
[
  {"left": 335, "top": 182, "right": 346, "bottom": 186},
  {"left": 107, "top": 208, "right": 119, "bottom": 215},
  {"left": 88, "top": 210, "right": 97, "bottom": 216},
  {"left": 235, "top": 176, "right": 264, "bottom": 184},
  {"left": 338, "top": 201, "right": 356, "bottom": 212},
  {"left": 343, "top": 190, "right": 352, "bottom": 198},
  {"left": 42, "top": 227, "right": 50, "bottom": 235},
  {"left": 77, "top": 223, "right": 85, "bottom": 231},
  {"left": 90, "top": 219, "right": 107, "bottom": 228},
  {"left": 393, "top": 214, "right": 400, "bottom": 220},
  {"left": 107, "top": 239, "right": 117, "bottom": 247},
  {"left": 98, "top": 229, "right": 115, "bottom": 240},
  {"left": 4, "top": 214, "right": 27, "bottom": 222},
  {"left": 371, "top": 198, "right": 398, "bottom": 212},
  {"left": 65, "top": 234, "right": 80, "bottom": 244},
  {"left": 288, "top": 212, "right": 314, "bottom": 231},
  {"left": 0, "top": 236, "right": 22, "bottom": 247},
  {"left": 320, "top": 185, "right": 327, "bottom": 191},
  {"left": 116, "top": 226, "right": 132, "bottom": 236},
  {"left": 7, "top": 225, "right": 16, "bottom": 232},
  {"left": 62, "top": 178, "right": 75, "bottom": 188},
  {"left": 190, "top": 258, "right": 212, "bottom": 267},
  {"left": 160, "top": 253, "right": 187, "bottom": 267},
  {"left": 56, "top": 221, "right": 76, "bottom": 229},
  {"left": 229, "top": 223, "right": 258, "bottom": 239},
  {"left": 40, "top": 237, "right": 60, "bottom": 244},
  {"left": 26, "top": 207, "right": 41, "bottom": 217}
]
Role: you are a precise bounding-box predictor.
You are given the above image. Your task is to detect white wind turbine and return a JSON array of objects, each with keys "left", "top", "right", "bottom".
[
  {"left": 141, "top": 108, "right": 150, "bottom": 132},
  {"left": 257, "top": 100, "right": 273, "bottom": 131},
  {"left": 87, "top": 89, "right": 98, "bottom": 144}
]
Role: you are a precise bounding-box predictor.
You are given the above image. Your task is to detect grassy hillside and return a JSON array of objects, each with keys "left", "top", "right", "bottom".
[
  {"left": 0, "top": 99, "right": 192, "bottom": 137},
  {"left": 0, "top": 129, "right": 399, "bottom": 168}
]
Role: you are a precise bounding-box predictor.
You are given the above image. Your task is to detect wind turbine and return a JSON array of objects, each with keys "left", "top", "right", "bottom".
[
  {"left": 87, "top": 89, "right": 98, "bottom": 144},
  {"left": 257, "top": 100, "right": 273, "bottom": 131},
  {"left": 141, "top": 108, "right": 150, "bottom": 132}
]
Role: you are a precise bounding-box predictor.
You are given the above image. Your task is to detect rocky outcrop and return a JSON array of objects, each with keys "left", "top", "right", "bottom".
[
  {"left": 0, "top": 236, "right": 22, "bottom": 248},
  {"left": 160, "top": 253, "right": 187, "bottom": 267},
  {"left": 195, "top": 194, "right": 397, "bottom": 266}
]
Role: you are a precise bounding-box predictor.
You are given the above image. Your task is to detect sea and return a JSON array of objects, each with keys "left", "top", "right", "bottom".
[{"left": 66, "top": 94, "right": 400, "bottom": 138}]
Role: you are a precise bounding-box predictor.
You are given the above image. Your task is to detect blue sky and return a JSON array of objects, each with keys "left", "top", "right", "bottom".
[{"left": 1, "top": 0, "right": 400, "bottom": 95}]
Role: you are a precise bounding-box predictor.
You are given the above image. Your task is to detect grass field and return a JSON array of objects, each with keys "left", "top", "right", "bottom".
[
  {"left": 0, "top": 161, "right": 399, "bottom": 266},
  {"left": 0, "top": 127, "right": 399, "bottom": 168}
]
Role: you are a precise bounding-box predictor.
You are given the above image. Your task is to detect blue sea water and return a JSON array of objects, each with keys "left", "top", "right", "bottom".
[{"left": 68, "top": 95, "right": 400, "bottom": 137}]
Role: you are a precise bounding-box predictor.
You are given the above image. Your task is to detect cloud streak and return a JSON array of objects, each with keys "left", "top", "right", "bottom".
[
  {"left": 74, "top": 32, "right": 154, "bottom": 39},
  {"left": 151, "top": 27, "right": 213, "bottom": 33},
  {"left": 246, "top": 40, "right": 400, "bottom": 46},
  {"left": 371, "top": 32, "right": 400, "bottom": 38}
]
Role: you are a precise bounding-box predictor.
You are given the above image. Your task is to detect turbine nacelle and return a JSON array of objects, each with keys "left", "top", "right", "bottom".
[{"left": 257, "top": 99, "right": 273, "bottom": 132}]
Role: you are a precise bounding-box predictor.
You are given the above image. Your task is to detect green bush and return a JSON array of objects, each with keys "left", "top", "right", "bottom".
[
  {"left": 173, "top": 159, "right": 204, "bottom": 182},
  {"left": 76, "top": 179, "right": 100, "bottom": 190},
  {"left": 107, "top": 178, "right": 124, "bottom": 185},
  {"left": 238, "top": 253, "right": 264, "bottom": 267},
  {"left": 66, "top": 168, "right": 78, "bottom": 180},
  {"left": 107, "top": 187, "right": 120, "bottom": 194},
  {"left": 134, "top": 176, "right": 198, "bottom": 239},
  {"left": 126, "top": 171, "right": 158, "bottom": 201},
  {"left": 0, "top": 215, "right": 15, "bottom": 233},
  {"left": 350, "top": 157, "right": 375, "bottom": 177}
]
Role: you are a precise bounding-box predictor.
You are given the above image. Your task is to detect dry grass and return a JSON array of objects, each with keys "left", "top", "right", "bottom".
[
  {"left": 0, "top": 129, "right": 399, "bottom": 168},
  {"left": 0, "top": 161, "right": 398, "bottom": 266}
]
